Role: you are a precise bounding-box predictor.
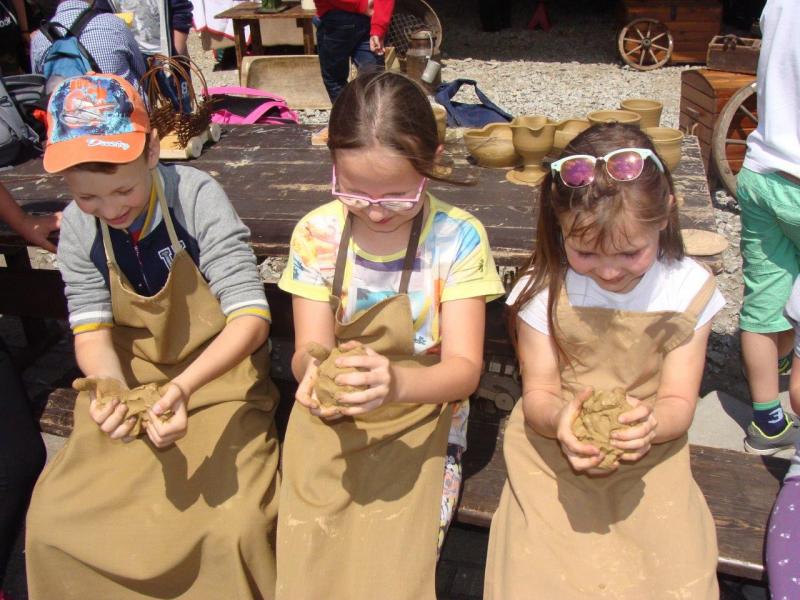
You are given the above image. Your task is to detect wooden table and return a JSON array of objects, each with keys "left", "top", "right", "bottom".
[
  {"left": 214, "top": 2, "right": 316, "bottom": 70},
  {"left": 0, "top": 124, "right": 719, "bottom": 345}
]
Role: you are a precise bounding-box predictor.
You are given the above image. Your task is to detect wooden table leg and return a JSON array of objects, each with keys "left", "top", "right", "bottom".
[
  {"left": 299, "top": 18, "right": 315, "bottom": 54},
  {"left": 250, "top": 18, "right": 264, "bottom": 55},
  {"left": 233, "top": 20, "right": 247, "bottom": 70}
]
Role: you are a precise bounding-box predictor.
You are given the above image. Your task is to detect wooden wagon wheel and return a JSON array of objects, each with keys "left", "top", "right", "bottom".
[
  {"left": 618, "top": 18, "right": 673, "bottom": 71},
  {"left": 712, "top": 82, "right": 757, "bottom": 198}
]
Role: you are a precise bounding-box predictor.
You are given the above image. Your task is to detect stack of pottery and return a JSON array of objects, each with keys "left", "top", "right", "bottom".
[
  {"left": 506, "top": 116, "right": 557, "bottom": 186},
  {"left": 462, "top": 123, "right": 519, "bottom": 168},
  {"left": 644, "top": 127, "right": 684, "bottom": 171},
  {"left": 620, "top": 99, "right": 663, "bottom": 129},
  {"left": 587, "top": 110, "right": 641, "bottom": 128}
]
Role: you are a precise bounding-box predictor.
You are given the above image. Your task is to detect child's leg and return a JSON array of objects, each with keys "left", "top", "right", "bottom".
[
  {"left": 317, "top": 10, "right": 371, "bottom": 103},
  {"left": 738, "top": 168, "right": 800, "bottom": 452},
  {"left": 352, "top": 37, "right": 385, "bottom": 75},
  {"left": 0, "top": 342, "right": 46, "bottom": 582},
  {"left": 766, "top": 475, "right": 800, "bottom": 598},
  {"left": 438, "top": 443, "right": 464, "bottom": 555}
]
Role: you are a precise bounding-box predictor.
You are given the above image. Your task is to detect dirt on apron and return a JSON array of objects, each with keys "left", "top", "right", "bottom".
[
  {"left": 276, "top": 210, "right": 453, "bottom": 600},
  {"left": 485, "top": 274, "right": 720, "bottom": 600},
  {"left": 26, "top": 173, "right": 281, "bottom": 600}
]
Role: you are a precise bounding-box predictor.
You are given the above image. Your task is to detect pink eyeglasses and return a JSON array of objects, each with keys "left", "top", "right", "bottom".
[{"left": 331, "top": 166, "right": 427, "bottom": 212}]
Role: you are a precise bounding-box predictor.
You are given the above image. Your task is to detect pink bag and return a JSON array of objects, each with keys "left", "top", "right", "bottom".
[{"left": 205, "top": 86, "right": 299, "bottom": 125}]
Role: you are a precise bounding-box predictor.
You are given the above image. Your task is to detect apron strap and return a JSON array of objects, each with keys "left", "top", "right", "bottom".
[
  {"left": 99, "top": 169, "right": 183, "bottom": 266},
  {"left": 684, "top": 273, "right": 717, "bottom": 323},
  {"left": 398, "top": 209, "right": 424, "bottom": 295},
  {"left": 153, "top": 169, "right": 184, "bottom": 256},
  {"left": 332, "top": 207, "right": 426, "bottom": 298},
  {"left": 331, "top": 214, "right": 352, "bottom": 299}
]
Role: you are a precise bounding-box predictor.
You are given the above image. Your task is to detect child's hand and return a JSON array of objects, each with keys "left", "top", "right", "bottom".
[
  {"left": 145, "top": 381, "right": 189, "bottom": 448},
  {"left": 296, "top": 357, "right": 341, "bottom": 420},
  {"left": 556, "top": 387, "right": 608, "bottom": 474},
  {"left": 370, "top": 35, "right": 384, "bottom": 55},
  {"left": 365, "top": 0, "right": 373, "bottom": 16},
  {"left": 611, "top": 395, "right": 658, "bottom": 462},
  {"left": 331, "top": 340, "right": 394, "bottom": 416},
  {"left": 88, "top": 382, "right": 136, "bottom": 440},
  {"left": 18, "top": 212, "right": 61, "bottom": 253}
]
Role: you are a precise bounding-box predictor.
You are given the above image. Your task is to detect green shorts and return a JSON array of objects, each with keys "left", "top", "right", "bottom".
[{"left": 738, "top": 167, "right": 800, "bottom": 333}]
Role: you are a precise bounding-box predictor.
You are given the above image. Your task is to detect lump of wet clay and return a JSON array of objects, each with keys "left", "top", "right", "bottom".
[
  {"left": 572, "top": 388, "right": 632, "bottom": 470},
  {"left": 73, "top": 377, "right": 171, "bottom": 437},
  {"left": 307, "top": 342, "right": 369, "bottom": 407}
]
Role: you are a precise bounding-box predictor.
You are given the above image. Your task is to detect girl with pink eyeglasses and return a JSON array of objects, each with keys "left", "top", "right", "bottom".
[
  {"left": 275, "top": 71, "right": 504, "bottom": 600},
  {"left": 485, "top": 123, "right": 724, "bottom": 599}
]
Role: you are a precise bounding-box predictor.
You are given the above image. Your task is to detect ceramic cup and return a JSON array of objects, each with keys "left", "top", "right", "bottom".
[
  {"left": 620, "top": 99, "right": 663, "bottom": 129},
  {"left": 587, "top": 109, "right": 642, "bottom": 128},
  {"left": 463, "top": 123, "right": 519, "bottom": 168},
  {"left": 644, "top": 126, "right": 684, "bottom": 171},
  {"left": 552, "top": 118, "right": 591, "bottom": 155}
]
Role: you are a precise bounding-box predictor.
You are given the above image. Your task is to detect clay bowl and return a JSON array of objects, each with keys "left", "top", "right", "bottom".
[
  {"left": 620, "top": 98, "right": 663, "bottom": 129},
  {"left": 552, "top": 118, "right": 591, "bottom": 154},
  {"left": 644, "top": 126, "right": 684, "bottom": 171},
  {"left": 431, "top": 104, "right": 447, "bottom": 144},
  {"left": 462, "top": 123, "right": 519, "bottom": 168},
  {"left": 587, "top": 109, "right": 641, "bottom": 128}
]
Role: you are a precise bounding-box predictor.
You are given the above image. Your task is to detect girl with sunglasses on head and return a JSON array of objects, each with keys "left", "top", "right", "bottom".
[
  {"left": 275, "top": 70, "right": 504, "bottom": 600},
  {"left": 485, "top": 123, "right": 725, "bottom": 599}
]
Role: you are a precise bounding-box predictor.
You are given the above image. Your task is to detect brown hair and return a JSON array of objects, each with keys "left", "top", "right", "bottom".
[
  {"left": 327, "top": 70, "right": 466, "bottom": 185},
  {"left": 508, "top": 122, "right": 684, "bottom": 364},
  {"left": 66, "top": 135, "right": 151, "bottom": 174}
]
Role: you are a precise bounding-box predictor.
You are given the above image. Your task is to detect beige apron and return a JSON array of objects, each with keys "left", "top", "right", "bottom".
[
  {"left": 26, "top": 175, "right": 281, "bottom": 600},
  {"left": 485, "top": 275, "right": 720, "bottom": 600},
  {"left": 276, "top": 210, "right": 453, "bottom": 600}
]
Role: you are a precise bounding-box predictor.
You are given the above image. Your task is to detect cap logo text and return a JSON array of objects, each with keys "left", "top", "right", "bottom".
[{"left": 87, "top": 138, "right": 130, "bottom": 150}]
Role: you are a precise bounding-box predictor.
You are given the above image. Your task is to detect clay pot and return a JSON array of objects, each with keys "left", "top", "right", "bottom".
[
  {"left": 644, "top": 126, "right": 684, "bottom": 171},
  {"left": 507, "top": 116, "right": 556, "bottom": 186},
  {"left": 620, "top": 98, "right": 663, "bottom": 129},
  {"left": 431, "top": 104, "right": 447, "bottom": 144},
  {"left": 463, "top": 123, "right": 519, "bottom": 168},
  {"left": 587, "top": 109, "right": 641, "bottom": 128},
  {"left": 552, "top": 118, "right": 591, "bottom": 155}
]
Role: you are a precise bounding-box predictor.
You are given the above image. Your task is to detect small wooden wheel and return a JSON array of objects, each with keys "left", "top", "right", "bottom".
[
  {"left": 712, "top": 82, "right": 757, "bottom": 198},
  {"left": 618, "top": 18, "right": 673, "bottom": 71}
]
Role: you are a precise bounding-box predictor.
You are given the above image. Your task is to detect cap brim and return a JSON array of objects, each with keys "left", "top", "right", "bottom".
[{"left": 43, "top": 132, "right": 146, "bottom": 173}]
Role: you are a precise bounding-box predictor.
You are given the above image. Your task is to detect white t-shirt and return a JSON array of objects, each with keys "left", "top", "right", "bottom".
[
  {"left": 743, "top": 0, "right": 800, "bottom": 178},
  {"left": 507, "top": 257, "right": 725, "bottom": 335}
]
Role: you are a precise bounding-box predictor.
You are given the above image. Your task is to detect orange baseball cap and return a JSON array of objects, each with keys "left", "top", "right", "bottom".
[{"left": 43, "top": 73, "right": 151, "bottom": 173}]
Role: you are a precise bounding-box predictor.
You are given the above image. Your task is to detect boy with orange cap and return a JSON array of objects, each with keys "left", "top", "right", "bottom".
[{"left": 25, "top": 73, "right": 280, "bottom": 599}]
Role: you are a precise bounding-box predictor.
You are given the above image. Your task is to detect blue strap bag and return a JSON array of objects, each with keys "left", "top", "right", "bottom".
[{"left": 434, "top": 79, "right": 513, "bottom": 128}]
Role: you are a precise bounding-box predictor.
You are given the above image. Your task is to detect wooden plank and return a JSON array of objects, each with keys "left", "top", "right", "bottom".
[{"left": 457, "top": 413, "right": 786, "bottom": 582}]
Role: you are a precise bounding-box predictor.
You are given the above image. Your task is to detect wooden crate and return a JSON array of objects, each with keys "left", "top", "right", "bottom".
[
  {"left": 619, "top": 0, "right": 723, "bottom": 64},
  {"left": 679, "top": 69, "right": 756, "bottom": 177}
]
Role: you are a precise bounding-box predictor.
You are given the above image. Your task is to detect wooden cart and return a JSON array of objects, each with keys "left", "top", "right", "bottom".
[{"left": 617, "top": 0, "right": 722, "bottom": 70}]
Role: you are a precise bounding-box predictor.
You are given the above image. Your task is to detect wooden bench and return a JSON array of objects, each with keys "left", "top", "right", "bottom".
[{"left": 39, "top": 386, "right": 787, "bottom": 583}]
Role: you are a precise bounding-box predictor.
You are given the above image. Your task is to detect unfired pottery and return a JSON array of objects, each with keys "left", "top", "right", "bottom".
[
  {"left": 587, "top": 109, "right": 641, "bottom": 128},
  {"left": 432, "top": 104, "right": 447, "bottom": 144},
  {"left": 506, "top": 116, "right": 556, "bottom": 186},
  {"left": 552, "top": 118, "right": 591, "bottom": 155},
  {"left": 463, "top": 123, "right": 520, "bottom": 168},
  {"left": 644, "top": 126, "right": 684, "bottom": 171},
  {"left": 620, "top": 98, "right": 663, "bottom": 129}
]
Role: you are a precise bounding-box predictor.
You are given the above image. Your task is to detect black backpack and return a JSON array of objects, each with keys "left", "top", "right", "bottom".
[{"left": 0, "top": 74, "right": 42, "bottom": 167}]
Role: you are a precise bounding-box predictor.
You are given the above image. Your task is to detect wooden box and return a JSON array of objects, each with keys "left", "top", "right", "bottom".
[
  {"left": 619, "top": 0, "right": 723, "bottom": 64},
  {"left": 679, "top": 69, "right": 756, "bottom": 178},
  {"left": 706, "top": 36, "right": 761, "bottom": 75}
]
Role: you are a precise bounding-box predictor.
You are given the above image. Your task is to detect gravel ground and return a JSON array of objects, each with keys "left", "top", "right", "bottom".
[{"left": 189, "top": 0, "right": 750, "bottom": 402}]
